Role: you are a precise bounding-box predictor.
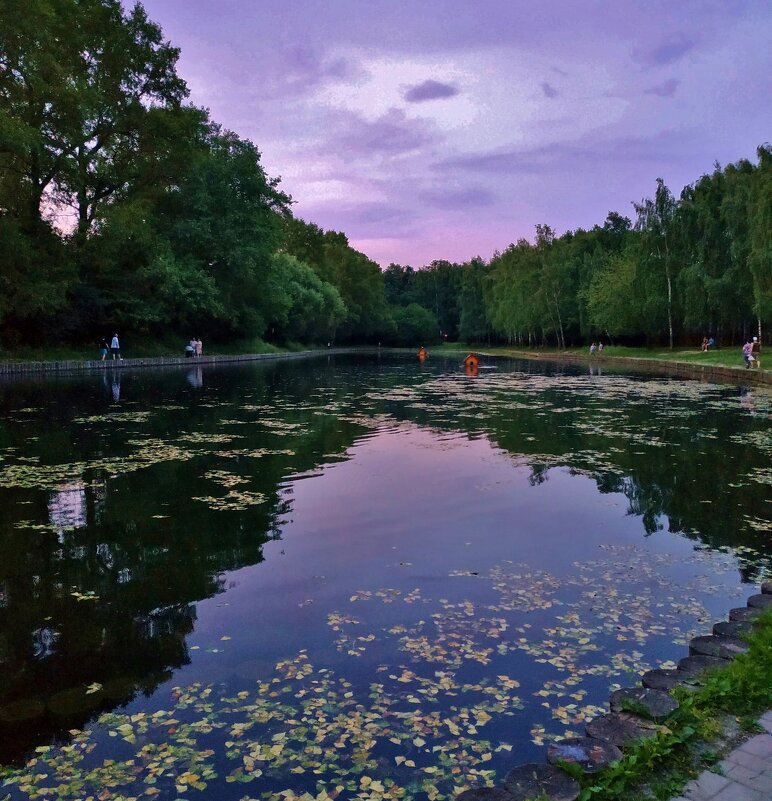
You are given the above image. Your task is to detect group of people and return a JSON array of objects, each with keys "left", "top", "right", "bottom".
[
  {"left": 743, "top": 336, "right": 761, "bottom": 369},
  {"left": 185, "top": 338, "right": 203, "bottom": 358},
  {"left": 99, "top": 334, "right": 121, "bottom": 360},
  {"left": 589, "top": 342, "right": 604, "bottom": 354},
  {"left": 701, "top": 336, "right": 716, "bottom": 351}
]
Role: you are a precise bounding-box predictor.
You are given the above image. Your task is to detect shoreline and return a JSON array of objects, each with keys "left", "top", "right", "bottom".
[
  {"left": 0, "top": 346, "right": 769, "bottom": 387},
  {"left": 0, "top": 347, "right": 358, "bottom": 376},
  {"left": 453, "top": 347, "right": 772, "bottom": 387}
]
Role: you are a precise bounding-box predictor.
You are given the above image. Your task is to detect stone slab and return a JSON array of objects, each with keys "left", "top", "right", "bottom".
[
  {"left": 746, "top": 594, "right": 772, "bottom": 610},
  {"left": 677, "top": 655, "right": 729, "bottom": 678},
  {"left": 546, "top": 737, "right": 621, "bottom": 774},
  {"left": 641, "top": 668, "right": 686, "bottom": 692},
  {"left": 728, "top": 607, "right": 760, "bottom": 622},
  {"left": 713, "top": 620, "right": 754, "bottom": 638},
  {"left": 503, "top": 763, "right": 580, "bottom": 801},
  {"left": 609, "top": 687, "right": 679, "bottom": 720},
  {"left": 585, "top": 712, "right": 658, "bottom": 747},
  {"left": 689, "top": 635, "right": 749, "bottom": 660},
  {"left": 456, "top": 788, "right": 516, "bottom": 801}
]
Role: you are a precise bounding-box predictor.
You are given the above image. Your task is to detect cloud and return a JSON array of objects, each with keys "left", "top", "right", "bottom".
[
  {"left": 644, "top": 78, "right": 680, "bottom": 97},
  {"left": 404, "top": 79, "right": 460, "bottom": 102},
  {"left": 259, "top": 45, "right": 362, "bottom": 99},
  {"left": 633, "top": 35, "right": 694, "bottom": 67},
  {"left": 329, "top": 108, "right": 438, "bottom": 157},
  {"left": 435, "top": 131, "right": 694, "bottom": 176},
  {"left": 541, "top": 81, "right": 559, "bottom": 98},
  {"left": 418, "top": 187, "right": 496, "bottom": 209}
]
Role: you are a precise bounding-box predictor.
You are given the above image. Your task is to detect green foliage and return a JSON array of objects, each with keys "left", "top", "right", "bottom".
[
  {"left": 281, "top": 218, "right": 391, "bottom": 343},
  {"left": 458, "top": 259, "right": 490, "bottom": 342},
  {"left": 583, "top": 250, "right": 642, "bottom": 337},
  {"left": 390, "top": 302, "right": 440, "bottom": 345},
  {"left": 268, "top": 253, "right": 346, "bottom": 343}
]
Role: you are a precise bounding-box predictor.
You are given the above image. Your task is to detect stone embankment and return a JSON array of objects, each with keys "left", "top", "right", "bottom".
[
  {"left": 457, "top": 582, "right": 772, "bottom": 801},
  {"left": 0, "top": 348, "right": 355, "bottom": 376}
]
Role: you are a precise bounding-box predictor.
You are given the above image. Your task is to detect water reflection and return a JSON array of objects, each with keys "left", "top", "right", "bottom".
[
  {"left": 48, "top": 483, "right": 87, "bottom": 534},
  {"left": 0, "top": 354, "right": 769, "bottom": 771},
  {"left": 186, "top": 365, "right": 204, "bottom": 389}
]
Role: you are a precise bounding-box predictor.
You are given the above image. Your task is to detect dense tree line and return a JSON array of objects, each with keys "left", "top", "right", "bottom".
[
  {"left": 1, "top": 1, "right": 769, "bottom": 350},
  {"left": 386, "top": 150, "right": 770, "bottom": 348}
]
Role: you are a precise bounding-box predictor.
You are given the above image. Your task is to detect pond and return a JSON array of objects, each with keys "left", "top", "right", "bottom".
[{"left": 0, "top": 353, "right": 770, "bottom": 801}]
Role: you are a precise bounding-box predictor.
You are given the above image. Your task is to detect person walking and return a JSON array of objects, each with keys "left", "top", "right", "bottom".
[
  {"left": 99, "top": 338, "right": 109, "bottom": 361},
  {"left": 110, "top": 334, "right": 122, "bottom": 361},
  {"left": 751, "top": 336, "right": 761, "bottom": 369},
  {"left": 194, "top": 337, "right": 202, "bottom": 357}
]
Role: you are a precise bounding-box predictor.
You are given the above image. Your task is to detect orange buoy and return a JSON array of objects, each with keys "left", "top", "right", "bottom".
[
  {"left": 418, "top": 347, "right": 428, "bottom": 361},
  {"left": 463, "top": 353, "right": 479, "bottom": 369}
]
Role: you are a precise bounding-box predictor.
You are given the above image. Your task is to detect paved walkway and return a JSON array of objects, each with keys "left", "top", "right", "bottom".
[{"left": 673, "top": 711, "right": 772, "bottom": 801}]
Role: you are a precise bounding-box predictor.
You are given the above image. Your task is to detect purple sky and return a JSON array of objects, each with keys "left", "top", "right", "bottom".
[{"left": 140, "top": 0, "right": 771, "bottom": 267}]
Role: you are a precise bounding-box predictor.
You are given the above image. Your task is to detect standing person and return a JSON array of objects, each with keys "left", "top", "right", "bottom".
[
  {"left": 701, "top": 337, "right": 708, "bottom": 352},
  {"left": 751, "top": 336, "right": 761, "bottom": 368},
  {"left": 195, "top": 337, "right": 202, "bottom": 357},
  {"left": 598, "top": 342, "right": 604, "bottom": 353},
  {"left": 589, "top": 342, "right": 597, "bottom": 355},
  {"left": 110, "top": 334, "right": 121, "bottom": 360},
  {"left": 99, "top": 338, "right": 109, "bottom": 361},
  {"left": 742, "top": 339, "right": 755, "bottom": 369}
]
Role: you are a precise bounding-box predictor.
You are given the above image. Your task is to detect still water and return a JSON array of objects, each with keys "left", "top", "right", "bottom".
[{"left": 0, "top": 353, "right": 770, "bottom": 800}]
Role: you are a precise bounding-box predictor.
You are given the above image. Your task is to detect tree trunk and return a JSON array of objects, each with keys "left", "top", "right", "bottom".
[{"left": 662, "top": 241, "right": 674, "bottom": 350}]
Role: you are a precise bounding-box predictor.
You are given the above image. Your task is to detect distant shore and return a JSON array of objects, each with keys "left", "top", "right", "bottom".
[
  {"left": 0, "top": 345, "right": 769, "bottom": 386},
  {"left": 0, "top": 348, "right": 356, "bottom": 376},
  {"left": 439, "top": 344, "right": 772, "bottom": 386}
]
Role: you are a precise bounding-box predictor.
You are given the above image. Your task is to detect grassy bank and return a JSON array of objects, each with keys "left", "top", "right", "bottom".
[
  {"left": 563, "top": 608, "right": 772, "bottom": 801},
  {"left": 0, "top": 337, "right": 300, "bottom": 363},
  {"left": 438, "top": 343, "right": 769, "bottom": 373}
]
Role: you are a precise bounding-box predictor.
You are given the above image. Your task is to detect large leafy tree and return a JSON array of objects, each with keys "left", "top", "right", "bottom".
[
  {"left": 267, "top": 253, "right": 346, "bottom": 343},
  {"left": 156, "top": 126, "right": 292, "bottom": 337},
  {"left": 0, "top": 0, "right": 187, "bottom": 232}
]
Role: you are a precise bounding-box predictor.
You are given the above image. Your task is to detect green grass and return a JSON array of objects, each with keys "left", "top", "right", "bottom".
[
  {"left": 437, "top": 342, "right": 767, "bottom": 372},
  {"left": 0, "top": 337, "right": 304, "bottom": 362}
]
